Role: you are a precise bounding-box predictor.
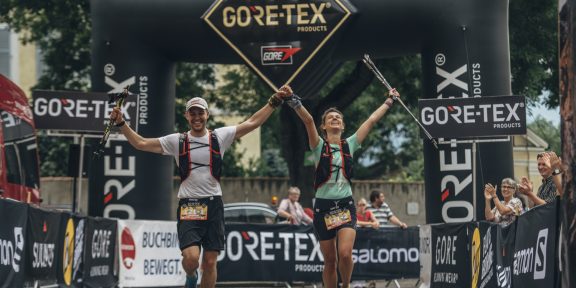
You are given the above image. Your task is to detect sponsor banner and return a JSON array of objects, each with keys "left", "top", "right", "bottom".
[
  {"left": 352, "top": 227, "right": 419, "bottom": 280},
  {"left": 202, "top": 0, "right": 356, "bottom": 90},
  {"left": 418, "top": 95, "right": 526, "bottom": 138},
  {"left": 83, "top": 217, "right": 118, "bottom": 288},
  {"left": 430, "top": 223, "right": 470, "bottom": 287},
  {"left": 32, "top": 90, "right": 139, "bottom": 132},
  {"left": 0, "top": 199, "right": 27, "bottom": 288},
  {"left": 57, "top": 213, "right": 86, "bottom": 287},
  {"left": 117, "top": 220, "right": 185, "bottom": 287},
  {"left": 471, "top": 221, "right": 497, "bottom": 288},
  {"left": 218, "top": 224, "right": 419, "bottom": 282},
  {"left": 25, "top": 206, "right": 61, "bottom": 286},
  {"left": 512, "top": 200, "right": 559, "bottom": 287},
  {"left": 495, "top": 221, "right": 516, "bottom": 288},
  {"left": 419, "top": 225, "right": 432, "bottom": 288}
]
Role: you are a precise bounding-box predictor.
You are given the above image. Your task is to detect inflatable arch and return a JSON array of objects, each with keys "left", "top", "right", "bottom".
[{"left": 90, "top": 0, "right": 513, "bottom": 223}]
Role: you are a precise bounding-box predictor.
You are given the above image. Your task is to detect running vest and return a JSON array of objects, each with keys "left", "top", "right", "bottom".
[
  {"left": 178, "top": 131, "right": 222, "bottom": 182},
  {"left": 314, "top": 139, "right": 353, "bottom": 190}
]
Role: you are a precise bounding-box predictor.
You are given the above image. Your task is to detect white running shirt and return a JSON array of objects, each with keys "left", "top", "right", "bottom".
[{"left": 159, "top": 126, "right": 236, "bottom": 199}]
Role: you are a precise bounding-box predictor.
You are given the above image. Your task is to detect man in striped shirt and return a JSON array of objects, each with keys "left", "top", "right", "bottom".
[
  {"left": 519, "top": 151, "right": 564, "bottom": 207},
  {"left": 367, "top": 190, "right": 407, "bottom": 228}
]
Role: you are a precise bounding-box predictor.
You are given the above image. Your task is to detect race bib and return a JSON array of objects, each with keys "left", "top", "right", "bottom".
[
  {"left": 324, "top": 209, "right": 351, "bottom": 230},
  {"left": 180, "top": 202, "right": 208, "bottom": 221}
]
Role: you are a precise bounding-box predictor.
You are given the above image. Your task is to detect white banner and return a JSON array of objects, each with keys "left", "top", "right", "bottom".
[
  {"left": 117, "top": 220, "right": 185, "bottom": 287},
  {"left": 419, "top": 225, "right": 432, "bottom": 288}
]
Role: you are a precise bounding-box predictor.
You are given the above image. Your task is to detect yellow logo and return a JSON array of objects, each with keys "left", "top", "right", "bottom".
[
  {"left": 471, "top": 227, "right": 480, "bottom": 288},
  {"left": 63, "top": 218, "right": 75, "bottom": 285}
]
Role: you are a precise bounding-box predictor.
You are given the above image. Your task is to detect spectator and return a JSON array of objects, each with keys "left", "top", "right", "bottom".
[
  {"left": 484, "top": 178, "right": 524, "bottom": 226},
  {"left": 518, "top": 151, "right": 564, "bottom": 208},
  {"left": 356, "top": 198, "right": 379, "bottom": 229},
  {"left": 277, "top": 187, "right": 313, "bottom": 225},
  {"left": 367, "top": 190, "right": 407, "bottom": 228}
]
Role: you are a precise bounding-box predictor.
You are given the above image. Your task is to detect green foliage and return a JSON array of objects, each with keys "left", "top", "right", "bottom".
[
  {"left": 528, "top": 116, "right": 561, "bottom": 154},
  {"left": 509, "top": 0, "right": 558, "bottom": 107},
  {"left": 245, "top": 149, "right": 289, "bottom": 177},
  {"left": 0, "top": 0, "right": 92, "bottom": 91},
  {"left": 0, "top": 0, "right": 560, "bottom": 183}
]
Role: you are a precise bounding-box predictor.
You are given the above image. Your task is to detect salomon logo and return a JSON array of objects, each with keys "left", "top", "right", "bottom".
[{"left": 533, "top": 228, "right": 548, "bottom": 280}]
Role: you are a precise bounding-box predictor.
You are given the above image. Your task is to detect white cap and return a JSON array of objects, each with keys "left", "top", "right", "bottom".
[{"left": 186, "top": 97, "right": 208, "bottom": 111}]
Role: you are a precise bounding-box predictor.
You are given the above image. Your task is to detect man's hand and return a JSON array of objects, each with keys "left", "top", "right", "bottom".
[
  {"left": 543, "top": 151, "right": 563, "bottom": 172},
  {"left": 110, "top": 107, "right": 124, "bottom": 125},
  {"left": 276, "top": 85, "right": 293, "bottom": 100},
  {"left": 399, "top": 222, "right": 408, "bottom": 229},
  {"left": 518, "top": 176, "right": 533, "bottom": 196}
]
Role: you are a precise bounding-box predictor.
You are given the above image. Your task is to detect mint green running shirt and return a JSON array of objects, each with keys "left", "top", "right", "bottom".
[{"left": 312, "top": 133, "right": 361, "bottom": 199}]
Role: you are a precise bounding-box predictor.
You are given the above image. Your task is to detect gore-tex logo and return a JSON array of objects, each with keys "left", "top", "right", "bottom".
[{"left": 261, "top": 46, "right": 301, "bottom": 65}]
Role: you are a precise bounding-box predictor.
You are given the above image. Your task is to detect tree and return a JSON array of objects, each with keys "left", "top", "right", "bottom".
[
  {"left": 1, "top": 0, "right": 560, "bottom": 195},
  {"left": 528, "top": 116, "right": 561, "bottom": 153},
  {"left": 509, "top": 0, "right": 559, "bottom": 107}
]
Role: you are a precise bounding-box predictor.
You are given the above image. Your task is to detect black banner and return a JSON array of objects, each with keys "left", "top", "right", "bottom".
[
  {"left": 32, "top": 90, "right": 139, "bottom": 133},
  {"left": 57, "top": 213, "right": 87, "bottom": 287},
  {"left": 512, "top": 200, "right": 559, "bottom": 287},
  {"left": 25, "top": 206, "right": 61, "bottom": 286},
  {"left": 472, "top": 221, "right": 497, "bottom": 288},
  {"left": 217, "top": 224, "right": 419, "bottom": 282},
  {"left": 496, "top": 221, "right": 516, "bottom": 288},
  {"left": 430, "top": 223, "right": 470, "bottom": 287},
  {"left": 83, "top": 217, "right": 117, "bottom": 288},
  {"left": 0, "top": 199, "right": 27, "bottom": 288},
  {"left": 418, "top": 95, "right": 527, "bottom": 138},
  {"left": 202, "top": 0, "right": 356, "bottom": 90},
  {"left": 352, "top": 227, "right": 419, "bottom": 280}
]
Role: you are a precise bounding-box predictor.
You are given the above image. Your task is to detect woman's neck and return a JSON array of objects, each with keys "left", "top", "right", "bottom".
[{"left": 326, "top": 133, "right": 341, "bottom": 144}]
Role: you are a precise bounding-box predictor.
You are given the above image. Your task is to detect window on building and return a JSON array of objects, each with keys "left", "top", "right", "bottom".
[{"left": 0, "top": 25, "right": 11, "bottom": 77}]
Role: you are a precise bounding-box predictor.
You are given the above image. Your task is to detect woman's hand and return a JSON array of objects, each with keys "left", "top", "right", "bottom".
[{"left": 484, "top": 183, "right": 495, "bottom": 200}]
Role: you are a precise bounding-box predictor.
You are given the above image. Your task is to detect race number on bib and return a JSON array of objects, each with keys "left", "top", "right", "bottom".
[
  {"left": 324, "top": 209, "right": 351, "bottom": 230},
  {"left": 180, "top": 202, "right": 208, "bottom": 220}
]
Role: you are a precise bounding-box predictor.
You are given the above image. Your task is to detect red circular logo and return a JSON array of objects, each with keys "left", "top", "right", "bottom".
[{"left": 120, "top": 227, "right": 136, "bottom": 269}]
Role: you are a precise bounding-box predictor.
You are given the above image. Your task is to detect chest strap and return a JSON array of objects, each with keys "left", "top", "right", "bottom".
[{"left": 178, "top": 131, "right": 222, "bottom": 182}]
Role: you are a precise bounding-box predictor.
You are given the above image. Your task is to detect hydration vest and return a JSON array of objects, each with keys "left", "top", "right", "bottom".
[
  {"left": 314, "top": 139, "right": 353, "bottom": 190},
  {"left": 178, "top": 131, "right": 222, "bottom": 182}
]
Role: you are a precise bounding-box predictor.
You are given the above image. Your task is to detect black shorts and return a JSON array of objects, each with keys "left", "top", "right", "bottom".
[
  {"left": 313, "top": 196, "right": 357, "bottom": 241},
  {"left": 177, "top": 196, "right": 225, "bottom": 251}
]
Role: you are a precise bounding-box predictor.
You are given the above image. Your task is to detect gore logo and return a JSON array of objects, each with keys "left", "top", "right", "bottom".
[{"left": 261, "top": 46, "right": 301, "bottom": 65}]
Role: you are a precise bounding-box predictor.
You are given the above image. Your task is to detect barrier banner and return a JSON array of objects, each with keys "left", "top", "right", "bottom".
[
  {"left": 117, "top": 220, "right": 185, "bottom": 287},
  {"left": 430, "top": 223, "right": 470, "bottom": 287},
  {"left": 419, "top": 225, "right": 432, "bottom": 287},
  {"left": 218, "top": 224, "right": 419, "bottom": 282},
  {"left": 83, "top": 217, "right": 117, "bottom": 288},
  {"left": 495, "top": 221, "right": 516, "bottom": 288},
  {"left": 25, "top": 206, "right": 61, "bottom": 286},
  {"left": 471, "top": 221, "right": 497, "bottom": 288},
  {"left": 0, "top": 199, "right": 28, "bottom": 288},
  {"left": 57, "top": 213, "right": 86, "bottom": 287},
  {"left": 217, "top": 224, "right": 323, "bottom": 282},
  {"left": 512, "top": 200, "right": 559, "bottom": 287},
  {"left": 352, "top": 227, "right": 420, "bottom": 280}
]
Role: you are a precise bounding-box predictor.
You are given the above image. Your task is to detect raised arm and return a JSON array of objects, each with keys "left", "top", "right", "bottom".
[
  {"left": 484, "top": 184, "right": 496, "bottom": 221},
  {"left": 488, "top": 184, "right": 513, "bottom": 215},
  {"left": 111, "top": 107, "right": 163, "bottom": 154},
  {"left": 284, "top": 92, "right": 320, "bottom": 149},
  {"left": 235, "top": 86, "right": 291, "bottom": 140},
  {"left": 356, "top": 89, "right": 399, "bottom": 144}
]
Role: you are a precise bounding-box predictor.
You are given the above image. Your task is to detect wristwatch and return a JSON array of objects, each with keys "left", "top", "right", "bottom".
[{"left": 552, "top": 168, "right": 563, "bottom": 176}]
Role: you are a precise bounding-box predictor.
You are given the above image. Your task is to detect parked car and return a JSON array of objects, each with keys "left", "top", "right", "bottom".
[{"left": 223, "top": 202, "right": 286, "bottom": 224}]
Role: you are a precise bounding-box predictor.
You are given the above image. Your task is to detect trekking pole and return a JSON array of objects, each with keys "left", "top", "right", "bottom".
[
  {"left": 362, "top": 54, "right": 438, "bottom": 149},
  {"left": 93, "top": 86, "right": 132, "bottom": 159}
]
